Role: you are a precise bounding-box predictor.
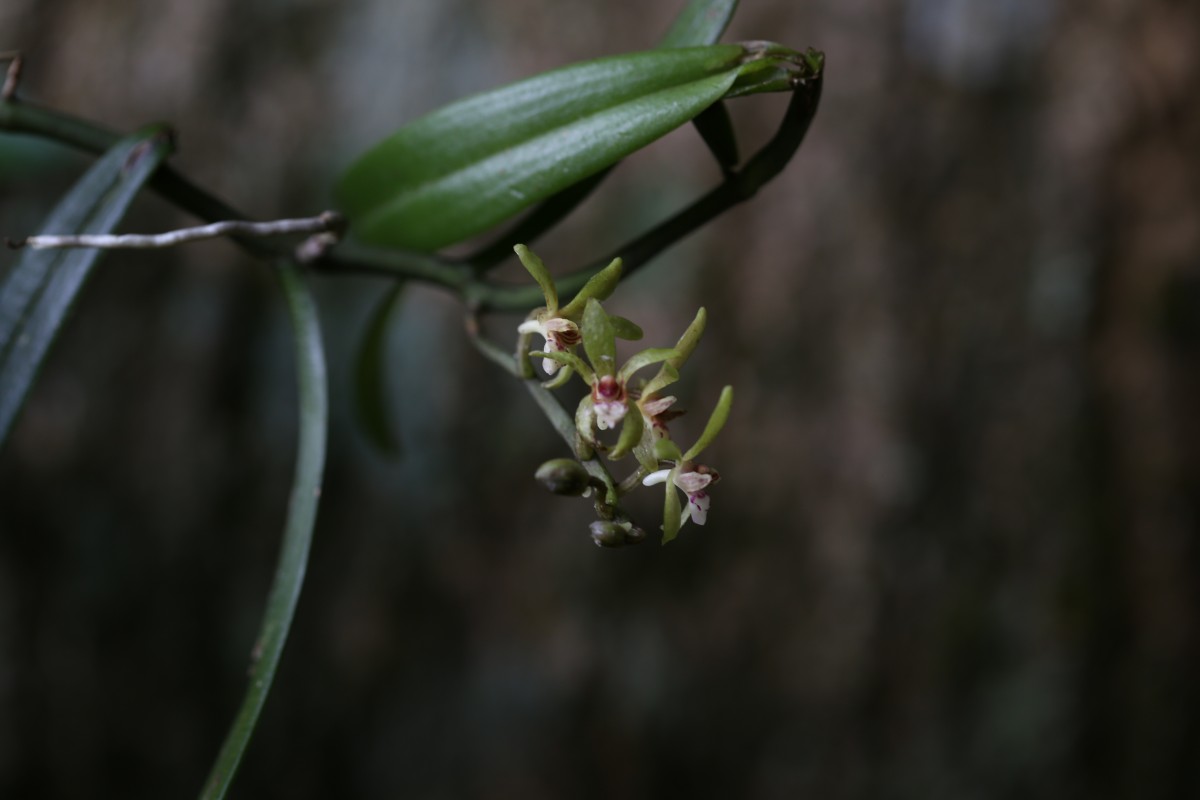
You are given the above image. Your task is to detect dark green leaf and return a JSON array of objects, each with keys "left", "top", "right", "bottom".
[
  {"left": 0, "top": 126, "right": 172, "bottom": 448},
  {"left": 200, "top": 262, "right": 328, "bottom": 799},
  {"left": 354, "top": 284, "right": 404, "bottom": 455},
  {"left": 338, "top": 45, "right": 747, "bottom": 251}
]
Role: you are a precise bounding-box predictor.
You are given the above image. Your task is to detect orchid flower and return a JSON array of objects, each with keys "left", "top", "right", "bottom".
[
  {"left": 640, "top": 385, "right": 732, "bottom": 543},
  {"left": 513, "top": 244, "right": 634, "bottom": 379}
]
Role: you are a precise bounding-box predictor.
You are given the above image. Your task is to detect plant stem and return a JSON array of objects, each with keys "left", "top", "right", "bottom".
[{"left": 198, "top": 261, "right": 327, "bottom": 800}]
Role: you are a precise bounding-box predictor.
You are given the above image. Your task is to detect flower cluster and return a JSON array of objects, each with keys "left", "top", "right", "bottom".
[{"left": 516, "top": 245, "right": 731, "bottom": 545}]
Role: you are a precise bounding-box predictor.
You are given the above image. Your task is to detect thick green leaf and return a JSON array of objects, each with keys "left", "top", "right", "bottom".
[
  {"left": 0, "top": 126, "right": 172, "bottom": 448},
  {"left": 200, "top": 262, "right": 328, "bottom": 799},
  {"left": 660, "top": 0, "right": 740, "bottom": 47},
  {"left": 682, "top": 384, "right": 732, "bottom": 461},
  {"left": 354, "top": 284, "right": 404, "bottom": 455},
  {"left": 338, "top": 45, "right": 747, "bottom": 251}
]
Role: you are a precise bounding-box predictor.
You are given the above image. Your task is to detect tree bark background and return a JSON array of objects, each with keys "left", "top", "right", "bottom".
[{"left": 1, "top": 1, "right": 1198, "bottom": 797}]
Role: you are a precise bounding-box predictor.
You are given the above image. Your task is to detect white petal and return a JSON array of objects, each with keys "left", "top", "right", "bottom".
[
  {"left": 594, "top": 400, "right": 626, "bottom": 431},
  {"left": 686, "top": 491, "right": 710, "bottom": 525},
  {"left": 542, "top": 357, "right": 560, "bottom": 375},
  {"left": 674, "top": 470, "right": 713, "bottom": 494},
  {"left": 517, "top": 319, "right": 543, "bottom": 335},
  {"left": 640, "top": 395, "right": 677, "bottom": 417},
  {"left": 642, "top": 469, "right": 672, "bottom": 487}
]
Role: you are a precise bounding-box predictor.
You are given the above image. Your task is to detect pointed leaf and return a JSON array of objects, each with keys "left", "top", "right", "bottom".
[
  {"left": 660, "top": 0, "right": 740, "bottom": 47},
  {"left": 661, "top": 477, "right": 682, "bottom": 544},
  {"left": 558, "top": 257, "right": 623, "bottom": 319},
  {"left": 682, "top": 384, "right": 732, "bottom": 461},
  {"left": 617, "top": 347, "right": 678, "bottom": 384},
  {"left": 353, "top": 284, "right": 404, "bottom": 454},
  {"left": 0, "top": 126, "right": 173, "bottom": 448},
  {"left": 581, "top": 298, "right": 616, "bottom": 376},
  {"left": 514, "top": 244, "right": 558, "bottom": 312}
]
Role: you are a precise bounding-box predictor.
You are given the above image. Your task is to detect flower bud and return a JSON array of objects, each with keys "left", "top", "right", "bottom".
[
  {"left": 534, "top": 458, "right": 591, "bottom": 496},
  {"left": 589, "top": 520, "right": 627, "bottom": 548}
]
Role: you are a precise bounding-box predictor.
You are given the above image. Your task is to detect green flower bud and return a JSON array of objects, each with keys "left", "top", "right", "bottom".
[
  {"left": 589, "top": 520, "right": 627, "bottom": 548},
  {"left": 534, "top": 458, "right": 591, "bottom": 496}
]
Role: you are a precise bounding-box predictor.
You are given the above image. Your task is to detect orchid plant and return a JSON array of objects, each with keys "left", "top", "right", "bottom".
[{"left": 0, "top": 0, "right": 822, "bottom": 795}]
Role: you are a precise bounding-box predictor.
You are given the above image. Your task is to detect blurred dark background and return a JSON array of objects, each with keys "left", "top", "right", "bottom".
[{"left": 2, "top": 0, "right": 1199, "bottom": 797}]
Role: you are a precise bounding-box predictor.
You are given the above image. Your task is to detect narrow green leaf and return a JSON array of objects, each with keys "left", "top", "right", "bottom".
[
  {"left": 514, "top": 244, "right": 557, "bottom": 312},
  {"left": 609, "top": 403, "right": 644, "bottom": 460},
  {"left": 353, "top": 284, "right": 404, "bottom": 455},
  {"left": 617, "top": 347, "right": 678, "bottom": 384},
  {"left": 609, "top": 315, "right": 644, "bottom": 341},
  {"left": 660, "top": 0, "right": 740, "bottom": 47},
  {"left": 338, "top": 46, "right": 746, "bottom": 251},
  {"left": 662, "top": 476, "right": 683, "bottom": 544},
  {"left": 0, "top": 126, "right": 173, "bottom": 448},
  {"left": 558, "top": 257, "right": 623, "bottom": 319},
  {"left": 200, "top": 262, "right": 328, "bottom": 799},
  {"left": 581, "top": 298, "right": 616, "bottom": 376},
  {"left": 682, "top": 385, "right": 732, "bottom": 461}
]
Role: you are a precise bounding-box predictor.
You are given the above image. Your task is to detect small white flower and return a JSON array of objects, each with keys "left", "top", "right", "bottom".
[
  {"left": 518, "top": 316, "right": 581, "bottom": 375},
  {"left": 591, "top": 374, "right": 627, "bottom": 431},
  {"left": 643, "top": 465, "right": 716, "bottom": 527}
]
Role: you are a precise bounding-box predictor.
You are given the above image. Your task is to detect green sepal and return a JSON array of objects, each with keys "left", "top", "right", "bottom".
[
  {"left": 647, "top": 307, "right": 705, "bottom": 392},
  {"left": 633, "top": 424, "right": 661, "bottom": 473},
  {"left": 641, "top": 363, "right": 680, "bottom": 397},
  {"left": 558, "top": 257, "right": 623, "bottom": 319},
  {"left": 617, "top": 347, "right": 678, "bottom": 384},
  {"left": 661, "top": 473, "right": 682, "bottom": 544},
  {"left": 610, "top": 315, "right": 644, "bottom": 341},
  {"left": 581, "top": 298, "right": 617, "bottom": 376},
  {"left": 514, "top": 244, "right": 558, "bottom": 312},
  {"left": 609, "top": 403, "right": 645, "bottom": 460},
  {"left": 575, "top": 394, "right": 599, "bottom": 450},
  {"left": 540, "top": 364, "right": 574, "bottom": 390},
  {"left": 654, "top": 437, "right": 684, "bottom": 463},
  {"left": 670, "top": 307, "right": 707, "bottom": 369},
  {"left": 682, "top": 384, "right": 732, "bottom": 461},
  {"left": 531, "top": 349, "right": 594, "bottom": 384}
]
